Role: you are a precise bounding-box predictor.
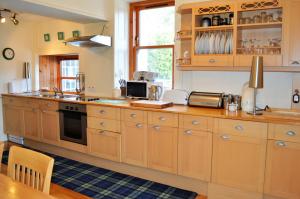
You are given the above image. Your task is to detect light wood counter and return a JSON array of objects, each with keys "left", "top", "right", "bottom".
[{"left": 2, "top": 93, "right": 300, "bottom": 125}]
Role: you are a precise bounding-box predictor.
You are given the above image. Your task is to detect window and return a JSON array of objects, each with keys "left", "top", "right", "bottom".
[
  {"left": 60, "top": 59, "right": 79, "bottom": 92},
  {"left": 130, "top": 0, "right": 175, "bottom": 88}
]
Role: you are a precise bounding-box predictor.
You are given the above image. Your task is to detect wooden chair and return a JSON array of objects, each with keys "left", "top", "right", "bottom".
[
  {"left": 7, "top": 146, "right": 54, "bottom": 194},
  {"left": 0, "top": 141, "right": 4, "bottom": 172}
]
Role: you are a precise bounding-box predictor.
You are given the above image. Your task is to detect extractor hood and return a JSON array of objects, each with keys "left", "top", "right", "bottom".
[{"left": 64, "top": 35, "right": 112, "bottom": 47}]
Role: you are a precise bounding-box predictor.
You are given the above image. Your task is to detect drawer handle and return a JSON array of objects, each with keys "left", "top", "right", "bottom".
[
  {"left": 159, "top": 117, "right": 166, "bottom": 121},
  {"left": 153, "top": 125, "right": 160, "bottom": 131},
  {"left": 100, "top": 122, "right": 105, "bottom": 127},
  {"left": 99, "top": 130, "right": 105, "bottom": 134},
  {"left": 130, "top": 113, "right": 137, "bottom": 118},
  {"left": 290, "top": 60, "right": 300, "bottom": 65},
  {"left": 220, "top": 135, "right": 230, "bottom": 140},
  {"left": 235, "top": 125, "right": 244, "bottom": 131},
  {"left": 286, "top": 131, "right": 296, "bottom": 137},
  {"left": 276, "top": 141, "right": 287, "bottom": 147},
  {"left": 136, "top": 123, "right": 143, "bottom": 128},
  {"left": 99, "top": 110, "right": 106, "bottom": 114},
  {"left": 185, "top": 130, "right": 192, "bottom": 135},
  {"left": 209, "top": 59, "right": 216, "bottom": 63},
  {"left": 192, "top": 120, "right": 199, "bottom": 125}
]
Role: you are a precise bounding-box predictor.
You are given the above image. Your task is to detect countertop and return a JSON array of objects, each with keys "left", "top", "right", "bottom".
[{"left": 2, "top": 93, "right": 300, "bottom": 125}]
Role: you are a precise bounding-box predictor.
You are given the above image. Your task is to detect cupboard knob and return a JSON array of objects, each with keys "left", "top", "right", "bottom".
[
  {"left": 100, "top": 122, "right": 105, "bottom": 126},
  {"left": 220, "top": 135, "right": 230, "bottom": 140},
  {"left": 136, "top": 123, "right": 143, "bottom": 128},
  {"left": 99, "top": 110, "right": 106, "bottom": 114},
  {"left": 159, "top": 117, "right": 166, "bottom": 121},
  {"left": 185, "top": 130, "right": 192, "bottom": 135},
  {"left": 192, "top": 120, "right": 199, "bottom": 125},
  {"left": 153, "top": 125, "right": 160, "bottom": 131},
  {"left": 99, "top": 130, "right": 105, "bottom": 134},
  {"left": 276, "top": 141, "right": 287, "bottom": 147},
  {"left": 209, "top": 59, "right": 216, "bottom": 63},
  {"left": 290, "top": 60, "right": 300, "bottom": 65},
  {"left": 235, "top": 125, "right": 244, "bottom": 131},
  {"left": 130, "top": 113, "right": 137, "bottom": 118},
  {"left": 286, "top": 131, "right": 296, "bottom": 137}
]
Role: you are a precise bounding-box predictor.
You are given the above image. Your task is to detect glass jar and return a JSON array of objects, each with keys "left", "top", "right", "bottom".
[
  {"left": 212, "top": 16, "right": 220, "bottom": 26},
  {"left": 261, "top": 11, "right": 268, "bottom": 23}
]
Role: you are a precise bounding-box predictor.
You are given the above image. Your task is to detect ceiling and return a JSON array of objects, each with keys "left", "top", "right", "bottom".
[{"left": 0, "top": 0, "right": 106, "bottom": 24}]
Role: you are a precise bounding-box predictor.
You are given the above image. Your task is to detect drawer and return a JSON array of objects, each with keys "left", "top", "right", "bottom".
[
  {"left": 148, "top": 112, "right": 178, "bottom": 127},
  {"left": 39, "top": 100, "right": 59, "bottom": 111},
  {"left": 88, "top": 128, "right": 121, "bottom": 162},
  {"left": 88, "top": 117, "right": 120, "bottom": 132},
  {"left": 193, "top": 55, "right": 234, "bottom": 67},
  {"left": 216, "top": 119, "right": 268, "bottom": 139},
  {"left": 269, "top": 124, "right": 300, "bottom": 143},
  {"left": 179, "top": 114, "right": 213, "bottom": 132},
  {"left": 121, "top": 109, "right": 147, "bottom": 123},
  {"left": 3, "top": 97, "right": 33, "bottom": 107},
  {"left": 87, "top": 105, "right": 120, "bottom": 120}
]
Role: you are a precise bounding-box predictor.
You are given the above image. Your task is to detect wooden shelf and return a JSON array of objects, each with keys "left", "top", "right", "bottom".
[
  {"left": 237, "top": 22, "right": 282, "bottom": 29},
  {"left": 194, "top": 25, "right": 234, "bottom": 31},
  {"left": 176, "top": 36, "right": 192, "bottom": 40}
]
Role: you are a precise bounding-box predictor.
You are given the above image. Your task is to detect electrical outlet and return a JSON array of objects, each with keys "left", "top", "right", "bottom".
[{"left": 87, "top": 86, "right": 96, "bottom": 93}]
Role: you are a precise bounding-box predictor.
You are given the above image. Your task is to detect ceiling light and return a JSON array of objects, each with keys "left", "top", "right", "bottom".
[
  {"left": 10, "top": 13, "right": 18, "bottom": 25},
  {"left": 0, "top": 12, "right": 5, "bottom": 23}
]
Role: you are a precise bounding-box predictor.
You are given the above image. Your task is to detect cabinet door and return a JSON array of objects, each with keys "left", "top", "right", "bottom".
[
  {"left": 212, "top": 134, "right": 267, "bottom": 193},
  {"left": 264, "top": 140, "right": 300, "bottom": 198},
  {"left": 178, "top": 129, "right": 212, "bottom": 181},
  {"left": 40, "top": 110, "right": 60, "bottom": 145},
  {"left": 3, "top": 105, "right": 24, "bottom": 136},
  {"left": 121, "top": 122, "right": 147, "bottom": 167},
  {"left": 88, "top": 128, "right": 121, "bottom": 162},
  {"left": 284, "top": 0, "right": 300, "bottom": 66},
  {"left": 23, "top": 107, "right": 40, "bottom": 141},
  {"left": 148, "top": 125, "right": 178, "bottom": 174}
]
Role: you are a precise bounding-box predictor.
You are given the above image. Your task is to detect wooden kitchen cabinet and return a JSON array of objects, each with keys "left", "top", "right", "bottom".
[
  {"left": 264, "top": 140, "right": 300, "bottom": 198},
  {"left": 40, "top": 110, "right": 60, "bottom": 145},
  {"left": 88, "top": 128, "right": 121, "bottom": 162},
  {"left": 178, "top": 129, "right": 212, "bottom": 181},
  {"left": 148, "top": 125, "right": 178, "bottom": 174},
  {"left": 121, "top": 122, "right": 147, "bottom": 167},
  {"left": 283, "top": 0, "right": 300, "bottom": 67},
  {"left": 23, "top": 107, "right": 40, "bottom": 141},
  {"left": 212, "top": 133, "right": 267, "bottom": 193},
  {"left": 3, "top": 105, "right": 24, "bottom": 137}
]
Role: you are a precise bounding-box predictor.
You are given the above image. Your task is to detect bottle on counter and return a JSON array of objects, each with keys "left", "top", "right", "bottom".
[{"left": 293, "top": 89, "right": 300, "bottom": 103}]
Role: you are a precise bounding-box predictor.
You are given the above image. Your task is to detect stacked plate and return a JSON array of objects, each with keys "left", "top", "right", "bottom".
[{"left": 195, "top": 31, "right": 233, "bottom": 55}]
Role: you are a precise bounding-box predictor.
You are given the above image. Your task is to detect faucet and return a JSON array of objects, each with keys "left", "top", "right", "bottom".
[{"left": 53, "top": 87, "right": 63, "bottom": 97}]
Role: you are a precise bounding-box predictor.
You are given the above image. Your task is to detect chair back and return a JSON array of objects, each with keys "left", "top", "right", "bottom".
[
  {"left": 7, "top": 146, "right": 54, "bottom": 194},
  {"left": 0, "top": 142, "right": 4, "bottom": 172}
]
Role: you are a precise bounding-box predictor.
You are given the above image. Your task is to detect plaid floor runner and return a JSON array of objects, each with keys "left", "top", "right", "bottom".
[{"left": 2, "top": 150, "right": 197, "bottom": 199}]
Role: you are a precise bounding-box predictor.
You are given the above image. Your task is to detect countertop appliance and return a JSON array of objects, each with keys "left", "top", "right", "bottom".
[
  {"left": 59, "top": 102, "right": 87, "bottom": 145},
  {"left": 162, "top": 89, "right": 189, "bottom": 105},
  {"left": 133, "top": 71, "right": 158, "bottom": 82},
  {"left": 188, "top": 92, "right": 224, "bottom": 108},
  {"left": 126, "top": 81, "right": 162, "bottom": 99}
]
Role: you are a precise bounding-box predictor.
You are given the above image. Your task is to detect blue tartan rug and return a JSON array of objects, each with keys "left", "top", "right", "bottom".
[{"left": 2, "top": 150, "right": 197, "bottom": 199}]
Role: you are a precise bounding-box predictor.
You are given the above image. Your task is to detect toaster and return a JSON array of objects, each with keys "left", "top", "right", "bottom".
[{"left": 188, "top": 92, "right": 224, "bottom": 108}]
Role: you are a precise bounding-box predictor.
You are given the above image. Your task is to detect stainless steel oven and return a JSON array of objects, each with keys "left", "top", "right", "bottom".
[{"left": 59, "top": 102, "right": 87, "bottom": 145}]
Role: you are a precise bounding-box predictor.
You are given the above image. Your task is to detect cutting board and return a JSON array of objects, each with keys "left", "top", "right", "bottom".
[{"left": 130, "top": 100, "right": 173, "bottom": 109}]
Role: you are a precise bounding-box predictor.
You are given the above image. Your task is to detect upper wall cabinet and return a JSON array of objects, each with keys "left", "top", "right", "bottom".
[{"left": 176, "top": 0, "right": 300, "bottom": 72}]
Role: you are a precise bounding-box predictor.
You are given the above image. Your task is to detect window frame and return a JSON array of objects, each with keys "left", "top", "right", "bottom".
[
  {"left": 129, "top": 0, "right": 175, "bottom": 88},
  {"left": 56, "top": 55, "right": 79, "bottom": 93}
]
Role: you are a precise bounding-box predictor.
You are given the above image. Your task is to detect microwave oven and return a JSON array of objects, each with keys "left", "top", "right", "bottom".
[{"left": 126, "top": 81, "right": 150, "bottom": 99}]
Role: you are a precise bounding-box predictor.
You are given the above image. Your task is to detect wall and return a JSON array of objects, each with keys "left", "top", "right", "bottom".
[
  {"left": 175, "top": 0, "right": 294, "bottom": 109},
  {"left": 0, "top": 19, "right": 36, "bottom": 141}
]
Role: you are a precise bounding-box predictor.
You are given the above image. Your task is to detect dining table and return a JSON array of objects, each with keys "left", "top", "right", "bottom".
[{"left": 0, "top": 173, "right": 57, "bottom": 199}]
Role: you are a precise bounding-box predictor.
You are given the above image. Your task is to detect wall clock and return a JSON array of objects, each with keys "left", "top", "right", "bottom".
[{"left": 2, "top": 48, "right": 15, "bottom": 60}]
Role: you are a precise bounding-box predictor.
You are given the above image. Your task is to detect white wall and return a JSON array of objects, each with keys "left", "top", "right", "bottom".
[
  {"left": 175, "top": 0, "right": 293, "bottom": 109},
  {"left": 0, "top": 19, "right": 36, "bottom": 141}
]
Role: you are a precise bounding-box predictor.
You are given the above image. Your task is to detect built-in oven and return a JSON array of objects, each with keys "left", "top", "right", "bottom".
[{"left": 59, "top": 102, "right": 87, "bottom": 145}]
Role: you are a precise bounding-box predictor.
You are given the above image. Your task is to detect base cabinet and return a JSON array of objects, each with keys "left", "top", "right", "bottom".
[
  {"left": 40, "top": 110, "right": 60, "bottom": 145},
  {"left": 212, "top": 134, "right": 267, "bottom": 193},
  {"left": 264, "top": 140, "right": 300, "bottom": 198},
  {"left": 148, "top": 125, "right": 178, "bottom": 174},
  {"left": 23, "top": 107, "right": 40, "bottom": 141},
  {"left": 121, "top": 122, "right": 147, "bottom": 167},
  {"left": 88, "top": 128, "right": 121, "bottom": 162},
  {"left": 3, "top": 105, "right": 24, "bottom": 136},
  {"left": 178, "top": 129, "right": 212, "bottom": 181}
]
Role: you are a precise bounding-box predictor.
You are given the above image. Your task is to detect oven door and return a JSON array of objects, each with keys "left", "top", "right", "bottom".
[{"left": 59, "top": 110, "right": 87, "bottom": 145}]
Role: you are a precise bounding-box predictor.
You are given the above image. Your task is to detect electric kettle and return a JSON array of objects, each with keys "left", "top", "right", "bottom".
[{"left": 148, "top": 85, "right": 163, "bottom": 101}]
